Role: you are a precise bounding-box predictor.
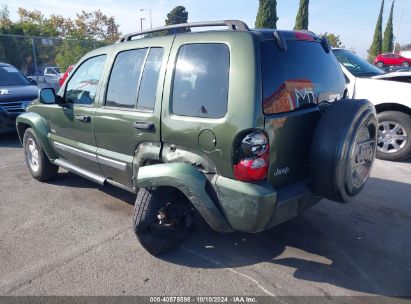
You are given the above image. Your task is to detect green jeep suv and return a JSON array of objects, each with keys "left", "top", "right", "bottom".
[{"left": 16, "top": 21, "right": 378, "bottom": 255}]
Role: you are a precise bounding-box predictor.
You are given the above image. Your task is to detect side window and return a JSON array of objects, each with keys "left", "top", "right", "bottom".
[
  {"left": 106, "top": 49, "right": 147, "bottom": 108},
  {"left": 171, "top": 43, "right": 230, "bottom": 118},
  {"left": 65, "top": 55, "right": 106, "bottom": 105},
  {"left": 137, "top": 48, "right": 164, "bottom": 111}
]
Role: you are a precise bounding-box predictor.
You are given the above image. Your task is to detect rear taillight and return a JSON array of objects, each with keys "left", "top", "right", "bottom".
[{"left": 234, "top": 130, "right": 269, "bottom": 182}]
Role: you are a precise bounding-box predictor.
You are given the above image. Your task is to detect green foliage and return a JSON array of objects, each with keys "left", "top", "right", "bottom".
[
  {"left": 382, "top": 0, "right": 395, "bottom": 53},
  {"left": 0, "top": 6, "right": 118, "bottom": 72},
  {"left": 294, "top": 0, "right": 309, "bottom": 30},
  {"left": 368, "top": 0, "right": 384, "bottom": 62},
  {"left": 394, "top": 43, "right": 401, "bottom": 53},
  {"left": 255, "top": 0, "right": 278, "bottom": 29},
  {"left": 321, "top": 32, "right": 345, "bottom": 48},
  {"left": 0, "top": 4, "right": 11, "bottom": 27},
  {"left": 165, "top": 6, "right": 189, "bottom": 26},
  {"left": 55, "top": 40, "right": 90, "bottom": 71},
  {"left": 165, "top": 6, "right": 190, "bottom": 34},
  {"left": 150, "top": 6, "right": 189, "bottom": 37}
]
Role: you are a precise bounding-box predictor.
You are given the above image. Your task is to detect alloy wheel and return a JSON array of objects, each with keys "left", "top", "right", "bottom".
[{"left": 377, "top": 121, "right": 407, "bottom": 154}]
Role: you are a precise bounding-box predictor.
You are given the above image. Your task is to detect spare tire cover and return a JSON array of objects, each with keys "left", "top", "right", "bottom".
[{"left": 309, "top": 99, "right": 377, "bottom": 203}]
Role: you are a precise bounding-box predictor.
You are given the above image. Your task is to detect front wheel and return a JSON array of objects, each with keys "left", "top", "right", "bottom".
[
  {"left": 376, "top": 111, "right": 411, "bottom": 161},
  {"left": 23, "top": 128, "right": 58, "bottom": 181},
  {"left": 377, "top": 61, "right": 384, "bottom": 68},
  {"left": 133, "top": 187, "right": 193, "bottom": 256}
]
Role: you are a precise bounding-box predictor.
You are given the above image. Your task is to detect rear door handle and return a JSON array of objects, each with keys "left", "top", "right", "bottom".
[
  {"left": 133, "top": 121, "right": 155, "bottom": 131},
  {"left": 76, "top": 114, "right": 91, "bottom": 123}
]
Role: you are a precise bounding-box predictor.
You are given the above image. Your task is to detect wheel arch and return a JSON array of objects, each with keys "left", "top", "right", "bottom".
[
  {"left": 374, "top": 103, "right": 411, "bottom": 116},
  {"left": 136, "top": 162, "right": 233, "bottom": 233},
  {"left": 16, "top": 112, "right": 58, "bottom": 159}
]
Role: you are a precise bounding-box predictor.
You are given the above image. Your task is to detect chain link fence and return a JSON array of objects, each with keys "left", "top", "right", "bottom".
[{"left": 0, "top": 34, "right": 109, "bottom": 75}]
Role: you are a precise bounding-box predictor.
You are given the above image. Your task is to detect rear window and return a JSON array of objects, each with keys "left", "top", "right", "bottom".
[{"left": 261, "top": 40, "right": 345, "bottom": 115}]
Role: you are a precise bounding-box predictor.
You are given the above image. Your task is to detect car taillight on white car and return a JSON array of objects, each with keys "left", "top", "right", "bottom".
[{"left": 234, "top": 130, "right": 269, "bottom": 182}]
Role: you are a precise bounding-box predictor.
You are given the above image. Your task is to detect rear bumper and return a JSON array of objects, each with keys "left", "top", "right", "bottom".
[
  {"left": 0, "top": 108, "right": 18, "bottom": 134},
  {"left": 213, "top": 176, "right": 321, "bottom": 233}
]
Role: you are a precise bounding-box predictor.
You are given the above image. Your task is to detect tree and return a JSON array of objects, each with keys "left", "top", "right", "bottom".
[
  {"left": 255, "top": 0, "right": 278, "bottom": 29},
  {"left": 165, "top": 6, "right": 189, "bottom": 33},
  {"left": 321, "top": 32, "right": 345, "bottom": 48},
  {"left": 368, "top": 0, "right": 384, "bottom": 62},
  {"left": 0, "top": 4, "right": 11, "bottom": 27},
  {"left": 74, "top": 10, "right": 120, "bottom": 42},
  {"left": 382, "top": 0, "right": 395, "bottom": 53},
  {"left": 394, "top": 42, "right": 401, "bottom": 53},
  {"left": 294, "top": 0, "right": 309, "bottom": 30}
]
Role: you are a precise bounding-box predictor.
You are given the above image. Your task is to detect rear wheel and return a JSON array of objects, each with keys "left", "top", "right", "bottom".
[
  {"left": 376, "top": 111, "right": 411, "bottom": 161},
  {"left": 133, "top": 187, "right": 193, "bottom": 256},
  {"left": 310, "top": 100, "right": 378, "bottom": 203},
  {"left": 377, "top": 61, "right": 384, "bottom": 68},
  {"left": 23, "top": 128, "right": 58, "bottom": 181},
  {"left": 403, "top": 61, "right": 410, "bottom": 67}
]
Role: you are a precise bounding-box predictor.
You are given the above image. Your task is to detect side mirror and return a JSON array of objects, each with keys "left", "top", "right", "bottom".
[{"left": 39, "top": 88, "right": 56, "bottom": 104}]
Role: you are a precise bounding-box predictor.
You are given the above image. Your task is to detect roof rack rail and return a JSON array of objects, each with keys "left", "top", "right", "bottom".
[{"left": 117, "top": 20, "right": 249, "bottom": 43}]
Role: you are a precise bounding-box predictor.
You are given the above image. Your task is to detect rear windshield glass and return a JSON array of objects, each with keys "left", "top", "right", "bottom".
[
  {"left": 261, "top": 40, "right": 345, "bottom": 115},
  {"left": 0, "top": 66, "right": 30, "bottom": 86}
]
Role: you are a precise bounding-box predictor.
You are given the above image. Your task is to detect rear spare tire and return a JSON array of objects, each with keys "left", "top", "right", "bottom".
[{"left": 310, "top": 100, "right": 377, "bottom": 203}]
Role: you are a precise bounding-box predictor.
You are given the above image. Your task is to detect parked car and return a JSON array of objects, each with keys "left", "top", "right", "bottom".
[
  {"left": 374, "top": 53, "right": 411, "bottom": 68},
  {"left": 59, "top": 65, "right": 74, "bottom": 87},
  {"left": 334, "top": 48, "right": 411, "bottom": 161},
  {"left": 16, "top": 21, "right": 377, "bottom": 255},
  {"left": 27, "top": 65, "right": 61, "bottom": 91},
  {"left": 0, "top": 62, "right": 38, "bottom": 134}
]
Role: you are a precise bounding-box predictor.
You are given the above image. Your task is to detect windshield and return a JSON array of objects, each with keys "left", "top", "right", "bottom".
[
  {"left": 333, "top": 49, "right": 385, "bottom": 77},
  {"left": 0, "top": 66, "right": 30, "bottom": 86}
]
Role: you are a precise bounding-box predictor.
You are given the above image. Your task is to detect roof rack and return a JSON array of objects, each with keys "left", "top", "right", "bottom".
[{"left": 117, "top": 20, "right": 250, "bottom": 43}]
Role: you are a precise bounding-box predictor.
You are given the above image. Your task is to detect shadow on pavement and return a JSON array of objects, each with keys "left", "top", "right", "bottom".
[
  {"left": 48, "top": 171, "right": 136, "bottom": 206},
  {"left": 0, "top": 132, "right": 21, "bottom": 148},
  {"left": 162, "top": 177, "right": 411, "bottom": 297}
]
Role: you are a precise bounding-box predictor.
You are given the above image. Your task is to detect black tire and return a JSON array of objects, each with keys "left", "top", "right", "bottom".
[
  {"left": 376, "top": 111, "right": 411, "bottom": 161},
  {"left": 133, "top": 187, "right": 191, "bottom": 256},
  {"left": 377, "top": 61, "right": 384, "bottom": 68},
  {"left": 310, "top": 100, "right": 378, "bottom": 203},
  {"left": 403, "top": 61, "right": 410, "bottom": 67},
  {"left": 23, "top": 128, "right": 58, "bottom": 182}
]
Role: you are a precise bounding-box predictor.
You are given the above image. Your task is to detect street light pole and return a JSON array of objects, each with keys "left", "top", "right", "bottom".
[
  {"left": 140, "top": 8, "right": 152, "bottom": 29},
  {"left": 140, "top": 17, "right": 146, "bottom": 31}
]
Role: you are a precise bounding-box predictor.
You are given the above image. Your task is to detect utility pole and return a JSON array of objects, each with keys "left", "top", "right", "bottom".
[
  {"left": 393, "top": 0, "right": 405, "bottom": 53},
  {"left": 139, "top": 17, "right": 146, "bottom": 31},
  {"left": 140, "top": 8, "right": 152, "bottom": 29}
]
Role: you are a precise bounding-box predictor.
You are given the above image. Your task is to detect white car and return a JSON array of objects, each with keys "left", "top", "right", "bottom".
[{"left": 333, "top": 48, "right": 411, "bottom": 161}]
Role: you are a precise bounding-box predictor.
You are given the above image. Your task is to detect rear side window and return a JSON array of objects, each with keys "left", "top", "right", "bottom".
[
  {"left": 106, "top": 49, "right": 147, "bottom": 108},
  {"left": 261, "top": 40, "right": 345, "bottom": 115},
  {"left": 171, "top": 43, "right": 229, "bottom": 118},
  {"left": 137, "top": 48, "right": 164, "bottom": 111},
  {"left": 65, "top": 55, "right": 106, "bottom": 105}
]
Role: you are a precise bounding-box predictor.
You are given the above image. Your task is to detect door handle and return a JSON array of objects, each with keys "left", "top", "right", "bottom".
[
  {"left": 133, "top": 121, "right": 155, "bottom": 131},
  {"left": 76, "top": 114, "right": 91, "bottom": 123}
]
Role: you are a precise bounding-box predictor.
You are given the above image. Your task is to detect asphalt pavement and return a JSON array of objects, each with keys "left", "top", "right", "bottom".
[{"left": 0, "top": 133, "right": 410, "bottom": 298}]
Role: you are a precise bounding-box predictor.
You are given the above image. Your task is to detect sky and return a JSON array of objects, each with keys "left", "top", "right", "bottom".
[{"left": 5, "top": 0, "right": 411, "bottom": 58}]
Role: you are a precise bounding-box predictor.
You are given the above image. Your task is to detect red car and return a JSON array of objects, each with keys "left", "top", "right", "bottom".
[
  {"left": 59, "top": 65, "right": 74, "bottom": 87},
  {"left": 374, "top": 53, "right": 411, "bottom": 68}
]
